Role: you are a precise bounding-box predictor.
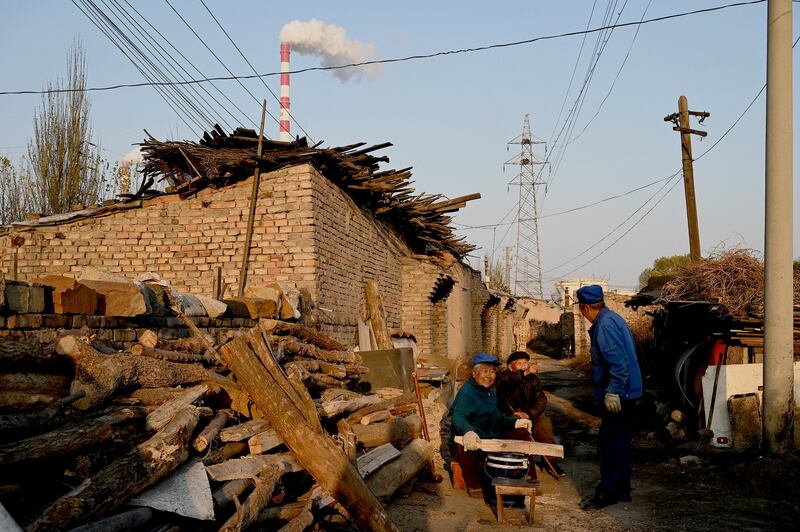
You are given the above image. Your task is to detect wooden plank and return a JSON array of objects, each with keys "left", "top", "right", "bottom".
[
  {"left": 248, "top": 429, "right": 284, "bottom": 454},
  {"left": 365, "top": 280, "right": 393, "bottom": 350},
  {"left": 205, "top": 453, "right": 301, "bottom": 481},
  {"left": 219, "top": 417, "right": 272, "bottom": 442},
  {"left": 356, "top": 443, "right": 401, "bottom": 477},
  {"left": 453, "top": 436, "right": 564, "bottom": 459}
]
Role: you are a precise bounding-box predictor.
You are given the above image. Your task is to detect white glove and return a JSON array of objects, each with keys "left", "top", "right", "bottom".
[
  {"left": 462, "top": 431, "right": 481, "bottom": 451},
  {"left": 604, "top": 393, "right": 622, "bottom": 414},
  {"left": 514, "top": 418, "right": 532, "bottom": 432}
]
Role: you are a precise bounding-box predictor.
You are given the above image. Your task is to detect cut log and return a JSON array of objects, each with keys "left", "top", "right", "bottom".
[
  {"left": 366, "top": 439, "right": 432, "bottom": 500},
  {"left": 34, "top": 275, "right": 97, "bottom": 315},
  {"left": 128, "top": 387, "right": 186, "bottom": 406},
  {"left": 0, "top": 372, "right": 69, "bottom": 391},
  {"left": 545, "top": 392, "right": 600, "bottom": 430},
  {"left": 56, "top": 336, "right": 210, "bottom": 409},
  {"left": 453, "top": 436, "right": 565, "bottom": 458},
  {"left": 138, "top": 330, "right": 159, "bottom": 349},
  {"left": 277, "top": 509, "right": 313, "bottom": 532},
  {"left": 219, "top": 465, "right": 283, "bottom": 532},
  {"left": 352, "top": 414, "right": 422, "bottom": 449},
  {"left": 360, "top": 410, "right": 391, "bottom": 426},
  {"left": 67, "top": 508, "right": 154, "bottom": 532},
  {"left": 223, "top": 297, "right": 278, "bottom": 319},
  {"left": 0, "top": 390, "right": 85, "bottom": 440},
  {"left": 192, "top": 409, "right": 231, "bottom": 452},
  {"left": 260, "top": 319, "right": 347, "bottom": 351},
  {"left": 319, "top": 389, "right": 383, "bottom": 418},
  {"left": 146, "top": 384, "right": 208, "bottom": 431},
  {"left": 357, "top": 443, "right": 401, "bottom": 477},
  {"left": 271, "top": 335, "right": 358, "bottom": 365},
  {"left": 365, "top": 280, "right": 392, "bottom": 350},
  {"left": 202, "top": 442, "right": 248, "bottom": 466},
  {"left": 0, "top": 418, "right": 114, "bottom": 467},
  {"left": 0, "top": 338, "right": 57, "bottom": 370},
  {"left": 219, "top": 323, "right": 398, "bottom": 532},
  {"left": 194, "top": 294, "right": 227, "bottom": 319},
  {"left": 212, "top": 478, "right": 252, "bottom": 511},
  {"left": 0, "top": 390, "right": 62, "bottom": 410},
  {"left": 308, "top": 372, "right": 347, "bottom": 389},
  {"left": 205, "top": 453, "right": 301, "bottom": 481},
  {"left": 28, "top": 406, "right": 200, "bottom": 531},
  {"left": 158, "top": 337, "right": 208, "bottom": 355},
  {"left": 219, "top": 417, "right": 272, "bottom": 442},
  {"left": 131, "top": 343, "right": 216, "bottom": 364},
  {"left": 346, "top": 392, "right": 417, "bottom": 424},
  {"left": 248, "top": 429, "right": 283, "bottom": 454},
  {"left": 79, "top": 279, "right": 147, "bottom": 317}
]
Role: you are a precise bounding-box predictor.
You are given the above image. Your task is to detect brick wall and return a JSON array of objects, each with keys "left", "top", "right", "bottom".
[
  {"left": 310, "top": 166, "right": 407, "bottom": 337},
  {"left": 1, "top": 166, "right": 316, "bottom": 298}
]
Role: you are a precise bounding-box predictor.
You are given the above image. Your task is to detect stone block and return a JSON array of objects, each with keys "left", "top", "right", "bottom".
[
  {"left": 3, "top": 281, "right": 46, "bottom": 314},
  {"left": 34, "top": 275, "right": 98, "bottom": 315}
]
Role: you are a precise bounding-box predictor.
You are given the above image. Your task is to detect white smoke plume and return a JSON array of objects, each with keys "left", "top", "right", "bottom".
[
  {"left": 121, "top": 146, "right": 143, "bottom": 165},
  {"left": 279, "top": 19, "right": 382, "bottom": 82}
]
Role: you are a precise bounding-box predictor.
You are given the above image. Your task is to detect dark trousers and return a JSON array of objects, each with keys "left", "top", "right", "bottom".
[
  {"left": 598, "top": 400, "right": 634, "bottom": 499},
  {"left": 455, "top": 428, "right": 538, "bottom": 493}
]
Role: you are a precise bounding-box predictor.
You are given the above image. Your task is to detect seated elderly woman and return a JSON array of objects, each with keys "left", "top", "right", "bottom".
[{"left": 450, "top": 352, "right": 535, "bottom": 499}]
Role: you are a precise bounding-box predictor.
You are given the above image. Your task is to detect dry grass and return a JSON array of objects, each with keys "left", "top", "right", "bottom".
[{"left": 658, "top": 248, "right": 800, "bottom": 316}]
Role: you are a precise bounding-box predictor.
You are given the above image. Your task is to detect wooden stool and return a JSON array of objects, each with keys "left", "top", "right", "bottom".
[{"left": 493, "top": 477, "right": 540, "bottom": 525}]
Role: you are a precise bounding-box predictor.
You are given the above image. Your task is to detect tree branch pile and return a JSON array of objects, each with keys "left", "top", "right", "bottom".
[{"left": 657, "top": 248, "right": 800, "bottom": 316}]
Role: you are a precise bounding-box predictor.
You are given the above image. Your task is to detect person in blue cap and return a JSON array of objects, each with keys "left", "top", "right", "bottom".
[
  {"left": 575, "top": 284, "right": 642, "bottom": 510},
  {"left": 450, "top": 352, "right": 534, "bottom": 499}
]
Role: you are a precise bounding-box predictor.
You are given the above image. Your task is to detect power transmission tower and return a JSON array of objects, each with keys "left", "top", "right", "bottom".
[{"left": 505, "top": 114, "right": 548, "bottom": 298}]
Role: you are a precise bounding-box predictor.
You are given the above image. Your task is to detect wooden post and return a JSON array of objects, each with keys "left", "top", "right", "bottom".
[
  {"left": 213, "top": 266, "right": 222, "bottom": 300},
  {"left": 238, "top": 100, "right": 268, "bottom": 297},
  {"left": 365, "top": 280, "right": 393, "bottom": 350},
  {"left": 664, "top": 96, "right": 709, "bottom": 262},
  {"left": 219, "top": 324, "right": 398, "bottom": 532}
]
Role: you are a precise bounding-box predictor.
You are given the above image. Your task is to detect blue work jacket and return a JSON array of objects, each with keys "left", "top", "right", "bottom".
[
  {"left": 589, "top": 308, "right": 643, "bottom": 405},
  {"left": 450, "top": 376, "right": 517, "bottom": 439}
]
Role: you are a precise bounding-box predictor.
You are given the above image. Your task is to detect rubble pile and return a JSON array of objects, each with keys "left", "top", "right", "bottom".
[{"left": 0, "top": 311, "right": 430, "bottom": 530}]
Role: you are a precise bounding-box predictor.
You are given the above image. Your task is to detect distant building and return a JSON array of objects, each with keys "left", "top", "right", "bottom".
[{"left": 554, "top": 278, "right": 608, "bottom": 307}]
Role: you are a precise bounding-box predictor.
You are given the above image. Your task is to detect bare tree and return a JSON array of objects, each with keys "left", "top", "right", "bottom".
[
  {"left": 27, "top": 39, "right": 107, "bottom": 215},
  {"left": 0, "top": 157, "right": 35, "bottom": 225},
  {"left": 485, "top": 258, "right": 509, "bottom": 292}
]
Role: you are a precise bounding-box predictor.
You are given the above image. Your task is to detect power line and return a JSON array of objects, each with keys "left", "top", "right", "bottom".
[
  {"left": 97, "top": 0, "right": 219, "bottom": 127},
  {"left": 543, "top": 175, "right": 682, "bottom": 283},
  {"left": 71, "top": 0, "right": 203, "bottom": 134},
  {"left": 164, "top": 0, "right": 277, "bottom": 136},
  {"left": 567, "top": 0, "right": 653, "bottom": 145},
  {"left": 199, "top": 0, "right": 314, "bottom": 142},
  {"left": 452, "top": 172, "right": 675, "bottom": 230},
  {"left": 121, "top": 0, "right": 257, "bottom": 129},
  {"left": 0, "top": 0, "right": 770, "bottom": 96},
  {"left": 106, "top": 0, "right": 234, "bottom": 130}
]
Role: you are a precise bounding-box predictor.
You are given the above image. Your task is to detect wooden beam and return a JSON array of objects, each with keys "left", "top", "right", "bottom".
[{"left": 365, "top": 280, "right": 393, "bottom": 350}]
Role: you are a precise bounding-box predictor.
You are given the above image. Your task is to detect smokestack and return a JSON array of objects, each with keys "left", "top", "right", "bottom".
[{"left": 279, "top": 43, "right": 291, "bottom": 142}]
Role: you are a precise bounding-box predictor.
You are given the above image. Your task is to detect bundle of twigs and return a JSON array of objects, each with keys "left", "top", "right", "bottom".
[
  {"left": 658, "top": 248, "right": 800, "bottom": 316},
  {"left": 138, "top": 127, "right": 477, "bottom": 257}
]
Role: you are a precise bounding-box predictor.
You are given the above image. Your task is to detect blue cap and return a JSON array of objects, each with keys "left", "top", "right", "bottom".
[
  {"left": 472, "top": 352, "right": 500, "bottom": 367},
  {"left": 576, "top": 284, "right": 604, "bottom": 304}
]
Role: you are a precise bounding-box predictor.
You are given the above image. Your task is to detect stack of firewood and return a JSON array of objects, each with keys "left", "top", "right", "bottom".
[{"left": 0, "top": 319, "right": 431, "bottom": 531}]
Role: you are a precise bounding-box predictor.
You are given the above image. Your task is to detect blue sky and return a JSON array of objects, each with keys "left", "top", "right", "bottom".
[{"left": 1, "top": 1, "right": 798, "bottom": 293}]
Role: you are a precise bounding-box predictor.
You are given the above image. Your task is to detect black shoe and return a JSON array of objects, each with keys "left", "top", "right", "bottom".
[{"left": 580, "top": 493, "right": 618, "bottom": 510}]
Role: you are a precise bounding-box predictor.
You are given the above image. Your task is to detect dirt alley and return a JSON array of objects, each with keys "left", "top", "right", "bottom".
[{"left": 385, "top": 354, "right": 800, "bottom": 531}]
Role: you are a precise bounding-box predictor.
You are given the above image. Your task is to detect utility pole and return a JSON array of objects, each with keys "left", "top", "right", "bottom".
[
  {"left": 483, "top": 256, "right": 490, "bottom": 285},
  {"left": 506, "top": 114, "right": 548, "bottom": 298},
  {"left": 763, "top": 0, "right": 794, "bottom": 453},
  {"left": 664, "top": 97, "right": 709, "bottom": 262},
  {"left": 503, "top": 246, "right": 513, "bottom": 292}
]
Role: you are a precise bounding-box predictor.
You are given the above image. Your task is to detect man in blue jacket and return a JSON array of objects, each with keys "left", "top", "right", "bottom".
[
  {"left": 576, "top": 284, "right": 642, "bottom": 510},
  {"left": 451, "top": 352, "right": 533, "bottom": 498}
]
